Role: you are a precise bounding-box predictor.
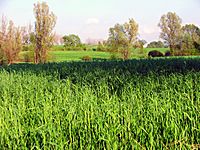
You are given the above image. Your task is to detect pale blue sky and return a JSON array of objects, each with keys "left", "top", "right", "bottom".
[{"left": 0, "top": 0, "right": 200, "bottom": 43}]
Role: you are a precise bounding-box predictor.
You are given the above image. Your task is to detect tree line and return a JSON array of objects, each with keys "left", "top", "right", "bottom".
[{"left": 1, "top": 2, "right": 200, "bottom": 64}]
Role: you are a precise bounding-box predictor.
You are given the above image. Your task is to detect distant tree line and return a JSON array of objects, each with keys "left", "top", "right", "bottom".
[{"left": 147, "top": 41, "right": 165, "bottom": 48}]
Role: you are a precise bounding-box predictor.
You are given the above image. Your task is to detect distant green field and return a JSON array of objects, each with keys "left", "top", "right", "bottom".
[
  {"left": 49, "top": 48, "right": 170, "bottom": 62},
  {"left": 19, "top": 47, "right": 170, "bottom": 62},
  {"left": 49, "top": 51, "right": 112, "bottom": 62}
]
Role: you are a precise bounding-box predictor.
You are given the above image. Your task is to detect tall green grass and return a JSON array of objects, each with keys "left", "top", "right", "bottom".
[{"left": 0, "top": 58, "right": 199, "bottom": 149}]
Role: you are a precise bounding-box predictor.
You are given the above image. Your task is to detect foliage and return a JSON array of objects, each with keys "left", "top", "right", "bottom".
[
  {"left": 34, "top": 2, "right": 56, "bottom": 64},
  {"left": 0, "top": 16, "right": 23, "bottom": 64},
  {"left": 81, "top": 55, "right": 92, "bottom": 61},
  {"left": 63, "top": 34, "right": 81, "bottom": 47},
  {"left": 147, "top": 41, "right": 165, "bottom": 48},
  {"left": 97, "top": 42, "right": 107, "bottom": 52},
  {"left": 21, "top": 51, "right": 34, "bottom": 62},
  {"left": 148, "top": 50, "right": 164, "bottom": 57},
  {"left": 134, "top": 39, "right": 147, "bottom": 49},
  {"left": 165, "top": 51, "right": 171, "bottom": 56},
  {"left": 181, "top": 24, "right": 200, "bottom": 50},
  {"left": 173, "top": 49, "right": 200, "bottom": 56},
  {"left": 107, "top": 19, "right": 139, "bottom": 59},
  {"left": 158, "top": 12, "right": 182, "bottom": 53},
  {"left": 109, "top": 53, "right": 119, "bottom": 60},
  {"left": 0, "top": 58, "right": 200, "bottom": 149}
]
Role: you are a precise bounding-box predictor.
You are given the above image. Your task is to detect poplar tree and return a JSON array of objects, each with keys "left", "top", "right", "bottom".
[{"left": 33, "top": 2, "right": 56, "bottom": 63}]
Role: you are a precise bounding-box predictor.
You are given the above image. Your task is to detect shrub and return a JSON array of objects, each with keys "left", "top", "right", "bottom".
[
  {"left": 148, "top": 50, "right": 164, "bottom": 57},
  {"left": 82, "top": 56, "right": 92, "bottom": 61},
  {"left": 165, "top": 51, "right": 171, "bottom": 56},
  {"left": 23, "top": 51, "right": 34, "bottom": 62},
  {"left": 110, "top": 54, "right": 119, "bottom": 60}
]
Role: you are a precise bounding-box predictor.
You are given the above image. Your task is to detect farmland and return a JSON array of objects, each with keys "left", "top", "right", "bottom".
[
  {"left": 19, "top": 47, "right": 170, "bottom": 62},
  {"left": 49, "top": 50, "right": 112, "bottom": 62},
  {"left": 0, "top": 57, "right": 199, "bottom": 149}
]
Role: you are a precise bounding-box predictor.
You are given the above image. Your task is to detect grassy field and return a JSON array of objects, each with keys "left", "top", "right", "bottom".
[
  {"left": 0, "top": 57, "right": 199, "bottom": 149},
  {"left": 49, "top": 48, "right": 169, "bottom": 62},
  {"left": 49, "top": 51, "right": 112, "bottom": 62},
  {"left": 19, "top": 46, "right": 170, "bottom": 62}
]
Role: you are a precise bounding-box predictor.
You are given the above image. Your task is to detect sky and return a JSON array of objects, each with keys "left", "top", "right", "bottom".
[{"left": 0, "top": 0, "right": 200, "bottom": 43}]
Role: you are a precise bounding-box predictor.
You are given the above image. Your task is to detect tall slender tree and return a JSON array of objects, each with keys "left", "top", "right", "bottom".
[
  {"left": 158, "top": 12, "right": 182, "bottom": 54},
  {"left": 33, "top": 2, "right": 56, "bottom": 63}
]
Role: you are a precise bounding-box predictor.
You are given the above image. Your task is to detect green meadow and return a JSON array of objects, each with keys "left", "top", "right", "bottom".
[
  {"left": 19, "top": 46, "right": 170, "bottom": 62},
  {"left": 49, "top": 50, "right": 111, "bottom": 62}
]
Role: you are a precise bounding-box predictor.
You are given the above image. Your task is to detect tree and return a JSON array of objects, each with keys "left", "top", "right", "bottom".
[
  {"left": 33, "top": 2, "right": 56, "bottom": 64},
  {"left": 0, "top": 16, "right": 23, "bottom": 64},
  {"left": 135, "top": 39, "right": 147, "bottom": 49},
  {"left": 181, "top": 24, "right": 200, "bottom": 50},
  {"left": 158, "top": 12, "right": 182, "bottom": 54},
  {"left": 107, "top": 18, "right": 138, "bottom": 59},
  {"left": 0, "top": 31, "right": 3, "bottom": 64},
  {"left": 147, "top": 41, "right": 164, "bottom": 48},
  {"left": 63, "top": 34, "right": 81, "bottom": 47}
]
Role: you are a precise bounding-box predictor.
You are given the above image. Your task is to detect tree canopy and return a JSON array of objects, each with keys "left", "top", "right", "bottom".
[
  {"left": 158, "top": 12, "right": 182, "bottom": 53},
  {"left": 181, "top": 24, "right": 200, "bottom": 50},
  {"left": 147, "top": 41, "right": 165, "bottom": 48},
  {"left": 63, "top": 34, "right": 82, "bottom": 47},
  {"left": 107, "top": 18, "right": 138, "bottom": 59}
]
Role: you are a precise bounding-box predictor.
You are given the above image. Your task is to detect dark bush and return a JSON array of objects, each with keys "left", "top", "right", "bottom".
[
  {"left": 148, "top": 50, "right": 164, "bottom": 57},
  {"left": 82, "top": 56, "right": 92, "bottom": 61},
  {"left": 165, "top": 51, "right": 171, "bottom": 56}
]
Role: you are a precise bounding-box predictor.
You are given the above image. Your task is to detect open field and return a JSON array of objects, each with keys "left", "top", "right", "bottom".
[
  {"left": 19, "top": 47, "right": 170, "bottom": 62},
  {"left": 0, "top": 57, "right": 199, "bottom": 149},
  {"left": 49, "top": 51, "right": 112, "bottom": 62}
]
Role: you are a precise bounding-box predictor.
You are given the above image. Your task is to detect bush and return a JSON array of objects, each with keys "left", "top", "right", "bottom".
[
  {"left": 23, "top": 51, "right": 34, "bottom": 62},
  {"left": 165, "top": 51, "right": 171, "bottom": 56},
  {"left": 82, "top": 56, "right": 92, "bottom": 61},
  {"left": 0, "top": 50, "right": 7, "bottom": 65},
  {"left": 148, "top": 50, "right": 164, "bottom": 57},
  {"left": 110, "top": 54, "right": 119, "bottom": 60},
  {"left": 173, "top": 49, "right": 199, "bottom": 56}
]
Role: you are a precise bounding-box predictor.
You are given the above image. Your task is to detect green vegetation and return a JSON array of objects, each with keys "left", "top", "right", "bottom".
[
  {"left": 49, "top": 48, "right": 170, "bottom": 61},
  {"left": 0, "top": 57, "right": 199, "bottom": 149},
  {"left": 49, "top": 51, "right": 112, "bottom": 62},
  {"left": 147, "top": 41, "right": 165, "bottom": 48},
  {"left": 18, "top": 48, "right": 170, "bottom": 62}
]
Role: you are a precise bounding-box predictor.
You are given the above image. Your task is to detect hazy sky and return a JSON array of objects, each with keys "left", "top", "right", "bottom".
[{"left": 0, "top": 0, "right": 200, "bottom": 43}]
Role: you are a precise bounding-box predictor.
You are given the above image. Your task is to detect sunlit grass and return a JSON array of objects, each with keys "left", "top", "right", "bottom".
[{"left": 0, "top": 58, "right": 199, "bottom": 149}]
